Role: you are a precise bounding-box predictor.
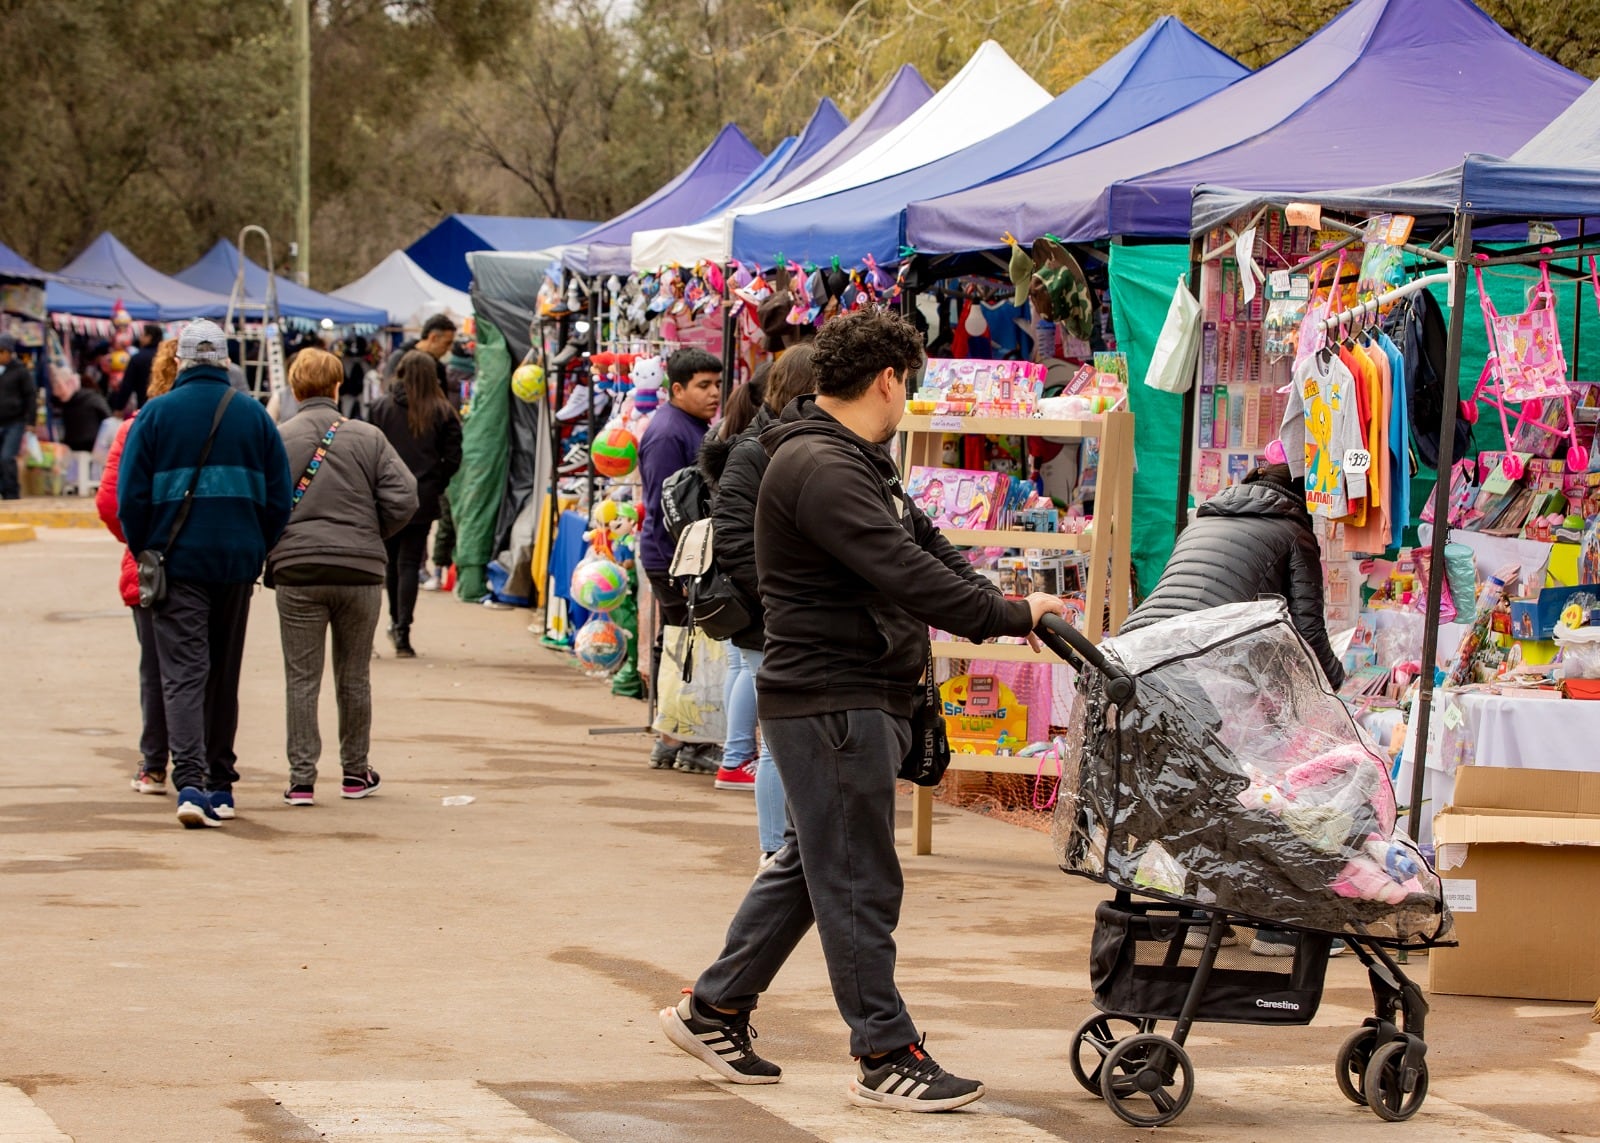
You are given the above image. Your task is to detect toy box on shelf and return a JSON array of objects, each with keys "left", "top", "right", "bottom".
[{"left": 897, "top": 403, "right": 1134, "bottom": 854}]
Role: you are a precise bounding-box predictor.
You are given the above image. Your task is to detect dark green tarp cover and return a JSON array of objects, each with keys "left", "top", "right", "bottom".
[{"left": 451, "top": 316, "right": 513, "bottom": 601}]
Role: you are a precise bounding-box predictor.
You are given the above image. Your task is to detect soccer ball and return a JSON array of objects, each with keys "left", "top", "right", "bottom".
[
  {"left": 512, "top": 362, "right": 546, "bottom": 402},
  {"left": 574, "top": 618, "right": 627, "bottom": 674},
  {"left": 592, "top": 428, "right": 639, "bottom": 477}
]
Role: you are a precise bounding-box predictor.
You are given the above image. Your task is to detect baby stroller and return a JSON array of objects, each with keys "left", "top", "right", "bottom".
[{"left": 1035, "top": 603, "right": 1454, "bottom": 1128}]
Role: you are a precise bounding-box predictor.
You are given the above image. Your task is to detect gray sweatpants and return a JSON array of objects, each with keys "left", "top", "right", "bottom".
[
  {"left": 693, "top": 707, "right": 918, "bottom": 1057},
  {"left": 276, "top": 583, "right": 383, "bottom": 787}
]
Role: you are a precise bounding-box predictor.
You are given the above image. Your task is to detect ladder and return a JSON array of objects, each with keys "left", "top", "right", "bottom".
[{"left": 225, "top": 225, "right": 287, "bottom": 400}]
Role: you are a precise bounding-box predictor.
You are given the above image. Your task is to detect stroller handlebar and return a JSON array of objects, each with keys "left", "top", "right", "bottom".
[{"left": 1035, "top": 614, "right": 1137, "bottom": 707}]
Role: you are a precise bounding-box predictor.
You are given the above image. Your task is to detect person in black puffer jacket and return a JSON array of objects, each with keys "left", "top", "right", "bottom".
[
  {"left": 1124, "top": 463, "right": 1344, "bottom": 690},
  {"left": 698, "top": 345, "right": 816, "bottom": 863}
]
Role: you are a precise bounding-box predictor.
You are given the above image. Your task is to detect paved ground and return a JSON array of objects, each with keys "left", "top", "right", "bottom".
[{"left": 1, "top": 529, "right": 1596, "bottom": 1142}]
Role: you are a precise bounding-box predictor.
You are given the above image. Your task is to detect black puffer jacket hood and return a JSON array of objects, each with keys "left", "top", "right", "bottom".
[{"left": 1123, "top": 478, "right": 1345, "bottom": 689}]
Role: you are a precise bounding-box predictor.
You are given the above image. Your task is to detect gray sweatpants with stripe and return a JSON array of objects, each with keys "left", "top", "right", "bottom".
[
  {"left": 693, "top": 707, "right": 919, "bottom": 1057},
  {"left": 276, "top": 583, "right": 383, "bottom": 787}
]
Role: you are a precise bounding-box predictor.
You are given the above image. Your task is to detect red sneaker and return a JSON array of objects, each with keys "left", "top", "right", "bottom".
[{"left": 713, "top": 759, "right": 757, "bottom": 791}]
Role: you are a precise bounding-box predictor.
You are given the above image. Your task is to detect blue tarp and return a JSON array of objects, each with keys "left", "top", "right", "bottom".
[
  {"left": 406, "top": 215, "right": 596, "bottom": 291},
  {"left": 175, "top": 239, "right": 388, "bottom": 329},
  {"left": 731, "top": 18, "right": 1246, "bottom": 266},
  {"left": 908, "top": 0, "right": 1589, "bottom": 250},
  {"left": 49, "top": 232, "right": 230, "bottom": 321},
  {"left": 1192, "top": 75, "right": 1600, "bottom": 230},
  {"left": 564, "top": 124, "right": 766, "bottom": 277}
]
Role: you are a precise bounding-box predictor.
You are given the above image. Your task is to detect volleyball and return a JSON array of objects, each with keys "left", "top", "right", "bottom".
[
  {"left": 574, "top": 618, "right": 627, "bottom": 674},
  {"left": 570, "top": 557, "right": 629, "bottom": 613},
  {"left": 592, "top": 428, "right": 639, "bottom": 477}
]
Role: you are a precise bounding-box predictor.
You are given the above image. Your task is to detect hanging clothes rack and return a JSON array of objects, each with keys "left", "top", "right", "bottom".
[{"left": 1316, "top": 269, "right": 1454, "bottom": 333}]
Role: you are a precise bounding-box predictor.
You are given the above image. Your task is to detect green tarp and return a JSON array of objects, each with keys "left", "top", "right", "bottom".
[{"left": 451, "top": 315, "right": 513, "bottom": 601}]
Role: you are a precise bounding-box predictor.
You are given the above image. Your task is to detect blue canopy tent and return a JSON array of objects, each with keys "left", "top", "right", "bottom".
[
  {"left": 730, "top": 17, "right": 1247, "bottom": 268},
  {"left": 0, "top": 241, "right": 48, "bottom": 282},
  {"left": 563, "top": 124, "right": 766, "bottom": 277},
  {"left": 724, "top": 98, "right": 847, "bottom": 208},
  {"left": 175, "top": 239, "right": 387, "bottom": 330},
  {"left": 406, "top": 215, "right": 596, "bottom": 292},
  {"left": 48, "top": 233, "right": 230, "bottom": 321}
]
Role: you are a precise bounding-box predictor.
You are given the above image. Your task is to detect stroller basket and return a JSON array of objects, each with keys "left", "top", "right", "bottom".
[{"left": 1091, "top": 899, "right": 1331, "bottom": 1026}]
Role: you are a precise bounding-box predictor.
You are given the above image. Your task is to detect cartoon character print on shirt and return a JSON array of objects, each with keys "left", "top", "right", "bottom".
[{"left": 1301, "top": 370, "right": 1343, "bottom": 510}]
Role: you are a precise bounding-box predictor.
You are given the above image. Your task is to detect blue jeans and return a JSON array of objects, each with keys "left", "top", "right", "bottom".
[
  {"left": 727, "top": 645, "right": 786, "bottom": 854},
  {"left": 0, "top": 420, "right": 25, "bottom": 500}
]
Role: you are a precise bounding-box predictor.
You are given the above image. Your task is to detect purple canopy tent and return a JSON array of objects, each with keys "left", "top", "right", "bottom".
[
  {"left": 906, "top": 0, "right": 1588, "bottom": 250},
  {"left": 563, "top": 124, "right": 765, "bottom": 277}
]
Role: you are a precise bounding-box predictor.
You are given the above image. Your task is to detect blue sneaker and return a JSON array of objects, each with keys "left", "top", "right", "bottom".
[
  {"left": 176, "top": 787, "right": 223, "bottom": 829},
  {"left": 210, "top": 790, "right": 236, "bottom": 820}
]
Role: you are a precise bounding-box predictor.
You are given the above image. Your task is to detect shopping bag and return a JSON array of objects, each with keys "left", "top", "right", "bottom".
[
  {"left": 21, "top": 431, "right": 43, "bottom": 467},
  {"left": 651, "top": 623, "right": 727, "bottom": 744},
  {"left": 1142, "top": 275, "right": 1200, "bottom": 394}
]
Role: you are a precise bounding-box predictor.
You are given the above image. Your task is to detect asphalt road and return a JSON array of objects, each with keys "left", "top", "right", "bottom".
[{"left": 1, "top": 530, "right": 1595, "bottom": 1142}]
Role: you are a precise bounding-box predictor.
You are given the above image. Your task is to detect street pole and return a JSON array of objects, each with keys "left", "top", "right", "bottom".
[{"left": 294, "top": 0, "right": 311, "bottom": 286}]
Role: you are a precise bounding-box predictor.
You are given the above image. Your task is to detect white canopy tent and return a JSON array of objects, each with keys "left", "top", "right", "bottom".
[
  {"left": 331, "top": 250, "right": 473, "bottom": 330},
  {"left": 629, "top": 41, "right": 1050, "bottom": 271}
]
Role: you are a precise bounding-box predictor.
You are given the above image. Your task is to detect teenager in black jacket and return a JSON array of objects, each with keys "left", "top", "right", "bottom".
[
  {"left": 661, "top": 308, "right": 1064, "bottom": 1114},
  {"left": 1123, "top": 463, "right": 1344, "bottom": 689},
  {"left": 698, "top": 346, "right": 816, "bottom": 855}
]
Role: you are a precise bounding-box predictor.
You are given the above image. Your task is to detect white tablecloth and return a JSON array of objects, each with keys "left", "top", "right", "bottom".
[{"left": 1397, "top": 690, "right": 1600, "bottom": 843}]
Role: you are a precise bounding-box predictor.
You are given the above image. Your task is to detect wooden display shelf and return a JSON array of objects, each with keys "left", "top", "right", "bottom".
[
  {"left": 939, "top": 527, "right": 1087, "bottom": 550},
  {"left": 897, "top": 413, "right": 1103, "bottom": 438},
  {"left": 901, "top": 407, "right": 1135, "bottom": 857},
  {"left": 931, "top": 640, "right": 1061, "bottom": 664}
]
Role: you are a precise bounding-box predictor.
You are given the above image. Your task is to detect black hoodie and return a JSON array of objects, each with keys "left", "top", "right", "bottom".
[
  {"left": 1122, "top": 478, "right": 1344, "bottom": 688},
  {"left": 753, "top": 396, "right": 1032, "bottom": 720}
]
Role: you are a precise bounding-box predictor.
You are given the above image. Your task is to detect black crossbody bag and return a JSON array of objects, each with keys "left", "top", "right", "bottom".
[
  {"left": 136, "top": 388, "right": 237, "bottom": 608},
  {"left": 899, "top": 645, "right": 951, "bottom": 787}
]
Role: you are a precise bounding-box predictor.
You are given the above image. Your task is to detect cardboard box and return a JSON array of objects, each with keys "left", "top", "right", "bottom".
[{"left": 1430, "top": 767, "right": 1600, "bottom": 1003}]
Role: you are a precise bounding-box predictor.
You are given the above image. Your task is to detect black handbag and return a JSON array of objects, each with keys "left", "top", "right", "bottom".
[
  {"left": 136, "top": 388, "right": 236, "bottom": 608},
  {"left": 899, "top": 647, "right": 951, "bottom": 787}
]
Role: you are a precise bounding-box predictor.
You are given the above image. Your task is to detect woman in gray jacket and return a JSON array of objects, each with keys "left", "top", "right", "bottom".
[{"left": 268, "top": 348, "right": 418, "bottom": 806}]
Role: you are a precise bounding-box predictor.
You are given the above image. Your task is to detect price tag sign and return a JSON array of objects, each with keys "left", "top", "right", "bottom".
[
  {"left": 1343, "top": 448, "right": 1373, "bottom": 474},
  {"left": 1442, "top": 700, "right": 1464, "bottom": 731},
  {"left": 1442, "top": 879, "right": 1477, "bottom": 913},
  {"left": 1286, "top": 202, "right": 1322, "bottom": 228},
  {"left": 929, "top": 414, "right": 963, "bottom": 432},
  {"left": 1385, "top": 214, "right": 1415, "bottom": 246},
  {"left": 1269, "top": 270, "right": 1290, "bottom": 293}
]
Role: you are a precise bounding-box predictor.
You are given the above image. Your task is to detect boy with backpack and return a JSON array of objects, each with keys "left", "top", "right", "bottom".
[{"left": 638, "top": 347, "right": 723, "bottom": 772}]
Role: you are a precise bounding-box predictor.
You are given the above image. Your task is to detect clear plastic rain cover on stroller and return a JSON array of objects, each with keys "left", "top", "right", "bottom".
[{"left": 1054, "top": 600, "right": 1453, "bottom": 947}]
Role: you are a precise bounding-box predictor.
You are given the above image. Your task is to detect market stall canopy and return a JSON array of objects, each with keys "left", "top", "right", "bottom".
[
  {"left": 564, "top": 123, "right": 766, "bottom": 277},
  {"left": 406, "top": 214, "right": 596, "bottom": 292},
  {"left": 49, "top": 232, "right": 230, "bottom": 321},
  {"left": 330, "top": 249, "right": 473, "bottom": 330},
  {"left": 176, "top": 240, "right": 388, "bottom": 329},
  {"left": 0, "top": 241, "right": 48, "bottom": 282},
  {"left": 633, "top": 44, "right": 1049, "bottom": 271},
  {"left": 1191, "top": 74, "right": 1600, "bottom": 231},
  {"left": 907, "top": 0, "right": 1588, "bottom": 251},
  {"left": 731, "top": 17, "right": 1247, "bottom": 268},
  {"left": 629, "top": 76, "right": 929, "bottom": 271},
  {"left": 734, "top": 98, "right": 848, "bottom": 204}
]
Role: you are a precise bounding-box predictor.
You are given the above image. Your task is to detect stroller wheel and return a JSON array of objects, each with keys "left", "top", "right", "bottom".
[
  {"left": 1069, "top": 1015, "right": 1155, "bottom": 1095},
  {"left": 1100, "top": 1033, "right": 1193, "bottom": 1127},
  {"left": 1365, "top": 1040, "right": 1429, "bottom": 1122},
  {"left": 1335, "top": 1026, "right": 1378, "bottom": 1105}
]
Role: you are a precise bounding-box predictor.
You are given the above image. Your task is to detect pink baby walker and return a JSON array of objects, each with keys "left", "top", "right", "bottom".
[{"left": 1464, "top": 252, "right": 1588, "bottom": 476}]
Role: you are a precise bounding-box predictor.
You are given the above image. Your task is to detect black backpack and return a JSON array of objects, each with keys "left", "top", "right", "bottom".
[{"left": 660, "top": 463, "right": 711, "bottom": 543}]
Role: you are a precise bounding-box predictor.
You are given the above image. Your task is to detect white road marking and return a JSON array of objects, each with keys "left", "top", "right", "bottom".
[
  {"left": 0, "top": 1083, "right": 71, "bottom": 1141},
  {"left": 256, "top": 1080, "right": 576, "bottom": 1141},
  {"left": 714, "top": 1066, "right": 1061, "bottom": 1142}
]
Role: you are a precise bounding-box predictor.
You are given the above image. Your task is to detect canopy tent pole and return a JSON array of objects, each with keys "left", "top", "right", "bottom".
[
  {"left": 1407, "top": 212, "right": 1473, "bottom": 841},
  {"left": 1574, "top": 220, "right": 1586, "bottom": 383},
  {"left": 1174, "top": 242, "right": 1204, "bottom": 541}
]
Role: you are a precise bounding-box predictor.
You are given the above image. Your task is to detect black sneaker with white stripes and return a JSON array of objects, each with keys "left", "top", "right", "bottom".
[
  {"left": 659, "top": 992, "right": 782, "bottom": 1084},
  {"left": 848, "top": 1038, "right": 985, "bottom": 1112}
]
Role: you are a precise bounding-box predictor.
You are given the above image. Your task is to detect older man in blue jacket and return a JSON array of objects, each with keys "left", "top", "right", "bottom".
[{"left": 119, "top": 320, "right": 292, "bottom": 828}]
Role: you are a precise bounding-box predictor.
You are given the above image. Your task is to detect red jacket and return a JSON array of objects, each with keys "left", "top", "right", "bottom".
[{"left": 96, "top": 416, "right": 139, "bottom": 607}]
